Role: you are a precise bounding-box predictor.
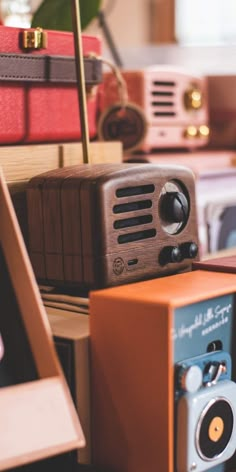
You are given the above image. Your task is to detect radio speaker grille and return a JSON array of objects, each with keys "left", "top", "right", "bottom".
[
  {"left": 113, "top": 184, "right": 156, "bottom": 244},
  {"left": 151, "top": 79, "right": 176, "bottom": 118}
]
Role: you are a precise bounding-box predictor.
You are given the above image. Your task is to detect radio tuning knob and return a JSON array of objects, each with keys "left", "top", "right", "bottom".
[
  {"left": 198, "top": 124, "right": 210, "bottom": 138},
  {"left": 184, "top": 125, "right": 198, "bottom": 139},
  {"left": 161, "top": 192, "right": 189, "bottom": 224},
  {"left": 180, "top": 242, "right": 199, "bottom": 259},
  {"left": 159, "top": 245, "right": 182, "bottom": 266},
  {"left": 179, "top": 365, "right": 203, "bottom": 393},
  {"left": 184, "top": 86, "right": 203, "bottom": 110}
]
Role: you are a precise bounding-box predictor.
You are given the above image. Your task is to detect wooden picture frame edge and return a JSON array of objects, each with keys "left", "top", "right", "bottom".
[{"left": 0, "top": 168, "right": 85, "bottom": 470}]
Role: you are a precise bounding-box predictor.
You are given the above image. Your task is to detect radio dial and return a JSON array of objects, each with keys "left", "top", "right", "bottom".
[
  {"left": 161, "top": 192, "right": 189, "bottom": 224},
  {"left": 159, "top": 245, "right": 182, "bottom": 266},
  {"left": 198, "top": 124, "right": 210, "bottom": 138},
  {"left": 180, "top": 242, "right": 198, "bottom": 259},
  {"left": 184, "top": 126, "right": 198, "bottom": 139},
  {"left": 184, "top": 86, "right": 203, "bottom": 110}
]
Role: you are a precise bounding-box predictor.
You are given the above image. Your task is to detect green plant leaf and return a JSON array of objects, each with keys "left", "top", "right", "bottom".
[{"left": 31, "top": 0, "right": 102, "bottom": 31}]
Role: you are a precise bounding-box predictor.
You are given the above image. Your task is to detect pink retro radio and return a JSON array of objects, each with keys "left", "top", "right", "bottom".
[{"left": 99, "top": 66, "right": 209, "bottom": 152}]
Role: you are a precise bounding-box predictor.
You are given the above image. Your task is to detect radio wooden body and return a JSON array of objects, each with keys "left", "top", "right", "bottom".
[
  {"left": 27, "top": 163, "right": 199, "bottom": 290},
  {"left": 90, "top": 270, "right": 236, "bottom": 472}
]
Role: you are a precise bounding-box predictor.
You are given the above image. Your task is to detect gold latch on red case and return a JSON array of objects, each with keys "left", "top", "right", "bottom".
[{"left": 22, "top": 27, "right": 48, "bottom": 50}]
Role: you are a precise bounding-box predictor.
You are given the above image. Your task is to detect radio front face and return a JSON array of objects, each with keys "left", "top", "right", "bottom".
[
  {"left": 145, "top": 70, "right": 208, "bottom": 126},
  {"left": 27, "top": 163, "right": 199, "bottom": 290},
  {"left": 142, "top": 69, "right": 209, "bottom": 150},
  {"left": 173, "top": 294, "right": 236, "bottom": 472},
  {"left": 93, "top": 168, "right": 199, "bottom": 288}
]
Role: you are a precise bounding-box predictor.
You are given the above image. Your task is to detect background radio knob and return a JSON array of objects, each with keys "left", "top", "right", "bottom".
[
  {"left": 160, "top": 192, "right": 189, "bottom": 224},
  {"left": 184, "top": 86, "right": 203, "bottom": 110},
  {"left": 198, "top": 124, "right": 210, "bottom": 138},
  {"left": 184, "top": 125, "right": 198, "bottom": 139}
]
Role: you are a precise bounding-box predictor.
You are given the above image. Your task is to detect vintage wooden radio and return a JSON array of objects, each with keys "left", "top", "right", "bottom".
[
  {"left": 90, "top": 270, "right": 236, "bottom": 472},
  {"left": 27, "top": 162, "right": 199, "bottom": 290}
]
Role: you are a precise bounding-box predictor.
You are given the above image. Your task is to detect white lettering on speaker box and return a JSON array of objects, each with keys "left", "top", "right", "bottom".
[{"left": 172, "top": 303, "right": 232, "bottom": 340}]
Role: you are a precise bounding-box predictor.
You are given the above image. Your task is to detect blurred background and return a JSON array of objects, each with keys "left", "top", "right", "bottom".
[{"left": 2, "top": 0, "right": 236, "bottom": 73}]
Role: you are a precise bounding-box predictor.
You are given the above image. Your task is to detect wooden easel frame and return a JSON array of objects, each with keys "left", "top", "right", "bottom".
[{"left": 0, "top": 168, "right": 85, "bottom": 470}]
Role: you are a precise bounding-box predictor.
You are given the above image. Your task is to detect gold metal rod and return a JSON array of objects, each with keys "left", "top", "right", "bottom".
[{"left": 71, "top": 0, "right": 90, "bottom": 164}]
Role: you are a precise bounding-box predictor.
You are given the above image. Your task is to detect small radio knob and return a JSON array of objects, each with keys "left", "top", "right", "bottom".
[
  {"left": 198, "top": 124, "right": 210, "bottom": 138},
  {"left": 184, "top": 125, "right": 198, "bottom": 139},
  {"left": 159, "top": 246, "right": 182, "bottom": 266},
  {"left": 184, "top": 86, "right": 203, "bottom": 110},
  {"left": 179, "top": 365, "right": 203, "bottom": 393},
  {"left": 161, "top": 192, "right": 189, "bottom": 224},
  {"left": 180, "top": 242, "right": 199, "bottom": 259}
]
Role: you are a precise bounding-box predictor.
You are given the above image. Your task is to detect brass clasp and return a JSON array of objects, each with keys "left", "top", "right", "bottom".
[{"left": 22, "top": 27, "right": 48, "bottom": 50}]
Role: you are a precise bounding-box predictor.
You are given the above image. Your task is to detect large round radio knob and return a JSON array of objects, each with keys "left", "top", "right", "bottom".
[{"left": 161, "top": 192, "right": 189, "bottom": 224}]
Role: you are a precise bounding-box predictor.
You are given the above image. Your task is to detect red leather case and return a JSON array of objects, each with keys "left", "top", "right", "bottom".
[{"left": 0, "top": 26, "right": 102, "bottom": 144}]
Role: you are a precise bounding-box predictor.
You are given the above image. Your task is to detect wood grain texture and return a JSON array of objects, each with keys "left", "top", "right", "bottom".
[
  {"left": 0, "top": 141, "right": 122, "bottom": 182},
  {"left": 27, "top": 163, "right": 199, "bottom": 290},
  {"left": 61, "top": 165, "right": 113, "bottom": 284},
  {"left": 3, "top": 141, "right": 122, "bottom": 261},
  {"left": 80, "top": 164, "right": 198, "bottom": 288}
]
